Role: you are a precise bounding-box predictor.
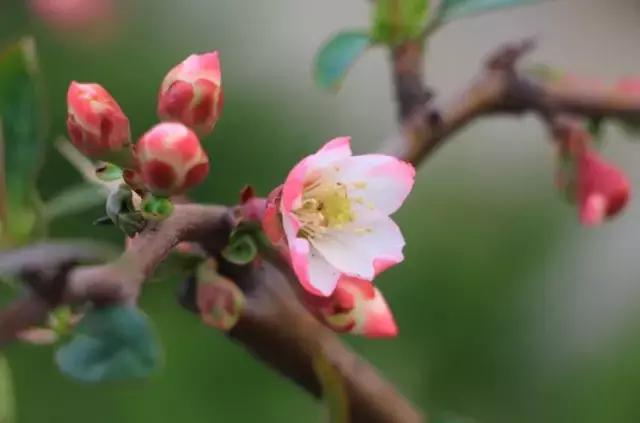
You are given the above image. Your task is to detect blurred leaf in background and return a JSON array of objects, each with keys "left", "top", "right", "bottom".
[
  {"left": 314, "top": 31, "right": 371, "bottom": 91},
  {"left": 0, "top": 37, "right": 48, "bottom": 248},
  {"left": 55, "top": 305, "right": 163, "bottom": 383},
  {"left": 371, "top": 0, "right": 429, "bottom": 44},
  {"left": 436, "top": 0, "right": 548, "bottom": 23},
  {"left": 0, "top": 354, "right": 15, "bottom": 423}
]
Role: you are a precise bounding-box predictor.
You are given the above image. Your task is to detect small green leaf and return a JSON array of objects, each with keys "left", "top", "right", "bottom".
[
  {"left": 55, "top": 305, "right": 162, "bottom": 383},
  {"left": 312, "top": 352, "right": 349, "bottom": 423},
  {"left": 140, "top": 194, "right": 173, "bottom": 221},
  {"left": 222, "top": 233, "right": 258, "bottom": 265},
  {"left": 314, "top": 31, "right": 371, "bottom": 90},
  {"left": 438, "top": 0, "right": 548, "bottom": 22},
  {"left": 371, "top": 0, "right": 429, "bottom": 45},
  {"left": 43, "top": 183, "right": 105, "bottom": 222},
  {"left": 0, "top": 37, "right": 49, "bottom": 246},
  {"left": 95, "top": 162, "right": 123, "bottom": 182},
  {"left": 0, "top": 354, "right": 15, "bottom": 423}
]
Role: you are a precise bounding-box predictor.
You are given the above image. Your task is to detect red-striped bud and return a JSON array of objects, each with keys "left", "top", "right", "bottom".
[
  {"left": 158, "top": 51, "right": 223, "bottom": 136},
  {"left": 577, "top": 150, "right": 630, "bottom": 226},
  {"left": 556, "top": 123, "right": 630, "bottom": 226},
  {"left": 66, "top": 81, "right": 132, "bottom": 165},
  {"left": 308, "top": 277, "right": 398, "bottom": 338},
  {"left": 135, "top": 123, "right": 209, "bottom": 197}
]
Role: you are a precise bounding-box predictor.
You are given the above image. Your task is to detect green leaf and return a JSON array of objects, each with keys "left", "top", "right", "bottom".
[
  {"left": 315, "top": 31, "right": 371, "bottom": 90},
  {"left": 43, "top": 183, "right": 105, "bottom": 222},
  {"left": 95, "top": 162, "right": 123, "bottom": 182},
  {"left": 312, "top": 352, "right": 349, "bottom": 423},
  {"left": 55, "top": 305, "right": 162, "bottom": 383},
  {"left": 371, "top": 0, "right": 429, "bottom": 44},
  {"left": 0, "top": 354, "right": 15, "bottom": 423},
  {"left": 0, "top": 37, "right": 48, "bottom": 246},
  {"left": 222, "top": 233, "right": 258, "bottom": 265},
  {"left": 438, "top": 0, "right": 548, "bottom": 22}
]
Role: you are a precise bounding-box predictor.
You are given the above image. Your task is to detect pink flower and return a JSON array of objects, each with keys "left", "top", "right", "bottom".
[
  {"left": 269, "top": 137, "right": 415, "bottom": 296},
  {"left": 134, "top": 122, "right": 209, "bottom": 197},
  {"left": 307, "top": 277, "right": 397, "bottom": 337},
  {"left": 66, "top": 81, "right": 132, "bottom": 165},
  {"left": 158, "top": 51, "right": 223, "bottom": 136},
  {"left": 577, "top": 150, "right": 630, "bottom": 226}
]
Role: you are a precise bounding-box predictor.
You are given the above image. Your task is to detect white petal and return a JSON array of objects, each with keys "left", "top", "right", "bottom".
[
  {"left": 311, "top": 213, "right": 405, "bottom": 280},
  {"left": 328, "top": 154, "right": 415, "bottom": 215},
  {"left": 307, "top": 247, "right": 341, "bottom": 296}
]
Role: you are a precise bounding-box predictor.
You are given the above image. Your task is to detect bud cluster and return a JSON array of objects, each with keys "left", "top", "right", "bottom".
[{"left": 66, "top": 51, "right": 223, "bottom": 219}]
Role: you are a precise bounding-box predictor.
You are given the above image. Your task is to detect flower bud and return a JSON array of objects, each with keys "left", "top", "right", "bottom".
[
  {"left": 135, "top": 122, "right": 209, "bottom": 196},
  {"left": 66, "top": 81, "right": 132, "bottom": 165},
  {"left": 555, "top": 124, "right": 630, "bottom": 226},
  {"left": 577, "top": 150, "right": 630, "bottom": 226},
  {"left": 196, "top": 259, "right": 245, "bottom": 331},
  {"left": 158, "top": 51, "right": 223, "bottom": 136},
  {"left": 308, "top": 277, "right": 398, "bottom": 338}
]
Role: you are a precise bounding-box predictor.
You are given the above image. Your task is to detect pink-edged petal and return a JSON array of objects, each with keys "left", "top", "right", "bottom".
[
  {"left": 330, "top": 154, "right": 415, "bottom": 215},
  {"left": 312, "top": 136, "right": 352, "bottom": 167},
  {"left": 311, "top": 213, "right": 405, "bottom": 281},
  {"left": 262, "top": 202, "right": 285, "bottom": 244},
  {"left": 281, "top": 158, "right": 310, "bottom": 214},
  {"left": 280, "top": 137, "right": 352, "bottom": 215},
  {"left": 289, "top": 237, "right": 341, "bottom": 296}
]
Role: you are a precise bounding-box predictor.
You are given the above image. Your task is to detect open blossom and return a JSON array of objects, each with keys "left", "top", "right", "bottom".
[
  {"left": 308, "top": 277, "right": 398, "bottom": 338},
  {"left": 135, "top": 122, "right": 209, "bottom": 197},
  {"left": 158, "top": 51, "right": 223, "bottom": 136},
  {"left": 265, "top": 137, "right": 415, "bottom": 296},
  {"left": 577, "top": 149, "right": 630, "bottom": 226},
  {"left": 66, "top": 81, "right": 132, "bottom": 165}
]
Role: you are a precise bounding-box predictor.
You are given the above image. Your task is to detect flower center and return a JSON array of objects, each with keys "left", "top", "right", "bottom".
[{"left": 294, "top": 177, "right": 354, "bottom": 239}]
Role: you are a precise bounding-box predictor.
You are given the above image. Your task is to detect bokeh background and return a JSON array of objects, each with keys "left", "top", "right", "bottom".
[{"left": 2, "top": 0, "right": 640, "bottom": 422}]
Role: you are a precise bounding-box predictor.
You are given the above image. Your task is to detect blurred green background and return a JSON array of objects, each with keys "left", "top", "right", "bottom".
[{"left": 3, "top": 0, "right": 640, "bottom": 422}]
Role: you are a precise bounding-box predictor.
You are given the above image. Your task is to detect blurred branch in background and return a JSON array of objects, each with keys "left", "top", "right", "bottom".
[{"left": 392, "top": 38, "right": 640, "bottom": 166}]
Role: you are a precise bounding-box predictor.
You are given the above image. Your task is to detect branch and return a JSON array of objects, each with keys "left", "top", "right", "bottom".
[
  {"left": 221, "top": 258, "right": 423, "bottom": 423},
  {"left": 0, "top": 204, "right": 424, "bottom": 422},
  {"left": 391, "top": 38, "right": 640, "bottom": 166},
  {"left": 0, "top": 204, "right": 230, "bottom": 346}
]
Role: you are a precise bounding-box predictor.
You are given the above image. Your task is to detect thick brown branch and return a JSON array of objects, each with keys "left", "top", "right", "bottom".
[
  {"left": 0, "top": 203, "right": 424, "bottom": 422},
  {"left": 223, "top": 259, "right": 423, "bottom": 423}
]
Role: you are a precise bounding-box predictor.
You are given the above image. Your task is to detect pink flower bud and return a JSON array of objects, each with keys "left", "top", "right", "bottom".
[
  {"left": 577, "top": 150, "right": 630, "bottom": 226},
  {"left": 196, "top": 259, "right": 245, "bottom": 331},
  {"left": 135, "top": 123, "right": 209, "bottom": 197},
  {"left": 308, "top": 277, "right": 398, "bottom": 338},
  {"left": 613, "top": 77, "right": 640, "bottom": 96},
  {"left": 158, "top": 51, "right": 223, "bottom": 136},
  {"left": 66, "top": 81, "right": 132, "bottom": 165}
]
